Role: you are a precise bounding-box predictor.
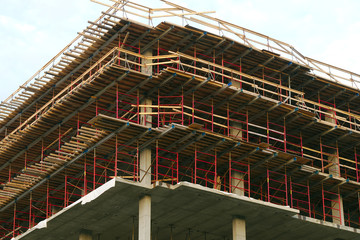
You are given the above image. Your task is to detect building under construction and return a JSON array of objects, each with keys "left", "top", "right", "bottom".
[{"left": 1, "top": 0, "right": 360, "bottom": 239}]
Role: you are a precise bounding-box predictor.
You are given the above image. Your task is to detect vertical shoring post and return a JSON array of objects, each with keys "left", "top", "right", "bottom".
[
  {"left": 284, "top": 117, "right": 287, "bottom": 152},
  {"left": 96, "top": 99, "right": 98, "bottom": 116},
  {"left": 246, "top": 110, "right": 249, "bottom": 142},
  {"left": 222, "top": 54, "right": 224, "bottom": 83},
  {"left": 13, "top": 203, "right": 16, "bottom": 238},
  {"left": 267, "top": 113, "right": 269, "bottom": 145},
  {"left": 58, "top": 125, "right": 61, "bottom": 151},
  {"left": 356, "top": 147, "right": 359, "bottom": 182},
  {"left": 214, "top": 149, "right": 217, "bottom": 189},
  {"left": 194, "top": 146, "right": 197, "bottom": 185},
  {"left": 158, "top": 90, "right": 160, "bottom": 128},
  {"left": 41, "top": 139, "right": 44, "bottom": 162},
  {"left": 138, "top": 41, "right": 141, "bottom": 72},
  {"left": 307, "top": 180, "right": 311, "bottom": 217},
  {"left": 137, "top": 90, "right": 140, "bottom": 124},
  {"left": 322, "top": 183, "right": 325, "bottom": 221},
  {"left": 338, "top": 186, "right": 343, "bottom": 225},
  {"left": 336, "top": 141, "right": 340, "bottom": 177},
  {"left": 46, "top": 180, "right": 49, "bottom": 219},
  {"left": 240, "top": 58, "right": 242, "bottom": 83},
  {"left": 290, "top": 176, "right": 293, "bottom": 208},
  {"left": 84, "top": 156, "right": 87, "bottom": 196},
  {"left": 211, "top": 99, "right": 214, "bottom": 132},
  {"left": 267, "top": 169, "right": 270, "bottom": 202},
  {"left": 116, "top": 84, "right": 119, "bottom": 119},
  {"left": 8, "top": 164, "right": 11, "bottom": 182},
  {"left": 118, "top": 34, "right": 121, "bottom": 66},
  {"left": 194, "top": 46, "right": 196, "bottom": 75},
  {"left": 171, "top": 149, "right": 174, "bottom": 184},
  {"left": 300, "top": 132, "right": 303, "bottom": 157},
  {"left": 176, "top": 151, "right": 179, "bottom": 183},
  {"left": 64, "top": 174, "right": 67, "bottom": 207},
  {"left": 227, "top": 103, "right": 230, "bottom": 137},
  {"left": 358, "top": 192, "right": 360, "bottom": 226},
  {"left": 348, "top": 103, "right": 352, "bottom": 129},
  {"left": 247, "top": 159, "right": 250, "bottom": 197},
  {"left": 77, "top": 114, "right": 80, "bottom": 136},
  {"left": 192, "top": 93, "right": 195, "bottom": 124},
  {"left": 29, "top": 192, "right": 32, "bottom": 228},
  {"left": 181, "top": 92, "right": 184, "bottom": 125},
  {"left": 262, "top": 68, "right": 265, "bottom": 96},
  {"left": 156, "top": 141, "right": 158, "bottom": 182},
  {"left": 285, "top": 167, "right": 288, "bottom": 206},
  {"left": 157, "top": 40, "right": 159, "bottom": 74},
  {"left": 279, "top": 73, "right": 282, "bottom": 102},
  {"left": 229, "top": 152, "right": 232, "bottom": 193},
  {"left": 115, "top": 136, "right": 118, "bottom": 177},
  {"left": 25, "top": 151, "right": 27, "bottom": 169},
  {"left": 320, "top": 137, "right": 324, "bottom": 172},
  {"left": 213, "top": 50, "right": 216, "bottom": 80},
  {"left": 318, "top": 93, "right": 322, "bottom": 120},
  {"left": 136, "top": 141, "right": 139, "bottom": 181},
  {"left": 93, "top": 148, "right": 96, "bottom": 190}
]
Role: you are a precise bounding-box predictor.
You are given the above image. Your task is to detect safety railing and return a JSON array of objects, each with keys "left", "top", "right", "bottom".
[
  {"left": 195, "top": 150, "right": 217, "bottom": 188},
  {"left": 267, "top": 170, "right": 288, "bottom": 206},
  {"left": 155, "top": 147, "right": 179, "bottom": 184},
  {"left": 322, "top": 186, "right": 343, "bottom": 225},
  {"left": 229, "top": 156, "right": 250, "bottom": 196},
  {"left": 290, "top": 180, "right": 311, "bottom": 217}
]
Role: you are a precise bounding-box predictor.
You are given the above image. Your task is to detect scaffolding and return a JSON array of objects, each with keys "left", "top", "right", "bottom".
[{"left": 1, "top": 0, "right": 360, "bottom": 238}]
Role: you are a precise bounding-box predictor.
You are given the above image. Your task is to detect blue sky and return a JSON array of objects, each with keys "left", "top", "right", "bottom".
[{"left": 0, "top": 0, "right": 359, "bottom": 101}]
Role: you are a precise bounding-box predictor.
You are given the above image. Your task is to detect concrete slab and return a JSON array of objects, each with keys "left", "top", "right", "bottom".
[{"left": 15, "top": 178, "right": 360, "bottom": 240}]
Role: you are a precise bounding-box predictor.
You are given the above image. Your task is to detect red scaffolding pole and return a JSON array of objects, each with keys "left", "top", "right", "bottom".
[
  {"left": 195, "top": 150, "right": 217, "bottom": 188},
  {"left": 322, "top": 184, "right": 342, "bottom": 225},
  {"left": 115, "top": 141, "right": 139, "bottom": 182},
  {"left": 229, "top": 153, "right": 250, "bottom": 196},
  {"left": 267, "top": 169, "right": 288, "bottom": 206},
  {"left": 290, "top": 179, "right": 311, "bottom": 216},
  {"left": 155, "top": 145, "right": 179, "bottom": 184}
]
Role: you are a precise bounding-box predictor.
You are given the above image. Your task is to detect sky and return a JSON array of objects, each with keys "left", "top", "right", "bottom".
[{"left": 0, "top": 0, "right": 359, "bottom": 101}]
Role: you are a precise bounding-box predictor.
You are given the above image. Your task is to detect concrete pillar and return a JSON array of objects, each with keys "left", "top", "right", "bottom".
[
  {"left": 231, "top": 172, "right": 245, "bottom": 196},
  {"left": 140, "top": 146, "right": 152, "bottom": 185},
  {"left": 139, "top": 195, "right": 151, "bottom": 240},
  {"left": 140, "top": 98, "right": 152, "bottom": 185},
  {"left": 232, "top": 217, "right": 246, "bottom": 240},
  {"left": 79, "top": 229, "right": 93, "bottom": 240},
  {"left": 139, "top": 49, "right": 153, "bottom": 185},
  {"left": 331, "top": 194, "right": 345, "bottom": 225},
  {"left": 325, "top": 110, "right": 344, "bottom": 225},
  {"left": 230, "top": 80, "right": 243, "bottom": 140},
  {"left": 141, "top": 50, "right": 153, "bottom": 76}
]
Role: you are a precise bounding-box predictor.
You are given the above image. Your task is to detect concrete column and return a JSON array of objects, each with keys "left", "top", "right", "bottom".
[
  {"left": 325, "top": 110, "right": 344, "bottom": 225},
  {"left": 139, "top": 195, "right": 151, "bottom": 240},
  {"left": 79, "top": 229, "right": 93, "bottom": 240},
  {"left": 142, "top": 50, "right": 153, "bottom": 76},
  {"left": 231, "top": 172, "right": 245, "bottom": 196},
  {"left": 140, "top": 98, "right": 152, "bottom": 185},
  {"left": 232, "top": 217, "right": 246, "bottom": 240},
  {"left": 230, "top": 80, "right": 243, "bottom": 140},
  {"left": 140, "top": 146, "right": 152, "bottom": 185},
  {"left": 139, "top": 49, "right": 153, "bottom": 185},
  {"left": 331, "top": 194, "right": 344, "bottom": 225}
]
